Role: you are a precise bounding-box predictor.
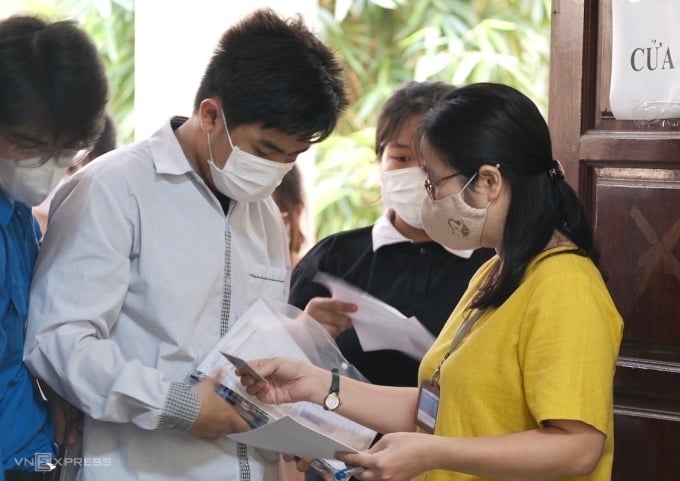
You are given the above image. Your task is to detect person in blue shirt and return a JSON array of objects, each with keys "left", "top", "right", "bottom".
[{"left": 0, "top": 15, "right": 108, "bottom": 481}]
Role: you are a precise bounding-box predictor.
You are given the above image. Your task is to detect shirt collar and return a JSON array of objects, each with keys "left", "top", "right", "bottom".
[
  {"left": 150, "top": 117, "right": 196, "bottom": 176},
  {"left": 0, "top": 193, "right": 14, "bottom": 227},
  {"left": 371, "top": 211, "right": 411, "bottom": 251},
  {"left": 371, "top": 210, "right": 474, "bottom": 259}
]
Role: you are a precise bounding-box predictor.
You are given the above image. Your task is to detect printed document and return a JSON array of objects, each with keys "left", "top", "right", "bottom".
[
  {"left": 193, "top": 299, "right": 376, "bottom": 461},
  {"left": 314, "top": 272, "right": 435, "bottom": 359}
]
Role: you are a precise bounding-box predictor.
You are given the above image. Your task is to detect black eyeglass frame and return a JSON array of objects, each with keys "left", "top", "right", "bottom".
[
  {"left": 423, "top": 172, "right": 465, "bottom": 200},
  {"left": 12, "top": 147, "right": 91, "bottom": 169}
]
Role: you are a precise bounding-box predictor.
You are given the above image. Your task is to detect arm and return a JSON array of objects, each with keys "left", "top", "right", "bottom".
[
  {"left": 24, "top": 172, "right": 247, "bottom": 436},
  {"left": 337, "top": 260, "right": 620, "bottom": 481},
  {"left": 339, "top": 419, "right": 604, "bottom": 481},
  {"left": 243, "top": 357, "right": 418, "bottom": 434}
]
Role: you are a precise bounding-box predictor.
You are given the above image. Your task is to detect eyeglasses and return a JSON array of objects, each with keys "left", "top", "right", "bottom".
[
  {"left": 424, "top": 172, "right": 464, "bottom": 200},
  {"left": 13, "top": 147, "right": 91, "bottom": 169}
]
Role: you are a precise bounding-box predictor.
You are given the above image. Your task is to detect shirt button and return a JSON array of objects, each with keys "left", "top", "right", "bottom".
[{"left": 419, "top": 248, "right": 426, "bottom": 254}]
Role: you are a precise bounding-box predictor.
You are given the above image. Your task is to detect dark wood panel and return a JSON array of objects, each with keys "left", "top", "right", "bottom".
[
  {"left": 592, "top": 166, "right": 680, "bottom": 342},
  {"left": 549, "top": 0, "right": 587, "bottom": 193},
  {"left": 612, "top": 413, "right": 680, "bottom": 481},
  {"left": 616, "top": 359, "right": 680, "bottom": 403},
  {"left": 551, "top": 1, "right": 680, "bottom": 479},
  {"left": 580, "top": 132, "right": 680, "bottom": 161}
]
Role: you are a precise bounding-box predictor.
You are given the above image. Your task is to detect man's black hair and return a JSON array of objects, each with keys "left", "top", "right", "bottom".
[
  {"left": 194, "top": 8, "right": 347, "bottom": 143},
  {"left": 0, "top": 15, "right": 109, "bottom": 148}
]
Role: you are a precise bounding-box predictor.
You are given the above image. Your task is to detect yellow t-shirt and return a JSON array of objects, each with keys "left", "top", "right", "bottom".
[{"left": 417, "top": 247, "right": 623, "bottom": 481}]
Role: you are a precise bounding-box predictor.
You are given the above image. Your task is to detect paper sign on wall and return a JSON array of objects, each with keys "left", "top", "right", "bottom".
[{"left": 610, "top": 0, "right": 680, "bottom": 120}]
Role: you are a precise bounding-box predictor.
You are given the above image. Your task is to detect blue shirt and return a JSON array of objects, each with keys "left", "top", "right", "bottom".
[{"left": 0, "top": 195, "right": 54, "bottom": 476}]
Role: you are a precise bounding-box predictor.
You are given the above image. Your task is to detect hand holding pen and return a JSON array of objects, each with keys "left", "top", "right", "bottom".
[
  {"left": 334, "top": 466, "right": 365, "bottom": 481},
  {"left": 334, "top": 431, "right": 434, "bottom": 481}
]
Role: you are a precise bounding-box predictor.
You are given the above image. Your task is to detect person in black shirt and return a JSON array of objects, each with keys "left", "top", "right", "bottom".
[{"left": 289, "top": 81, "right": 494, "bottom": 387}]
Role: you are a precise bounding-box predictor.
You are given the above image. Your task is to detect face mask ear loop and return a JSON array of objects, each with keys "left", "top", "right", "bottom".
[
  {"left": 221, "top": 109, "right": 235, "bottom": 148},
  {"left": 459, "top": 171, "right": 479, "bottom": 194},
  {"left": 206, "top": 132, "right": 216, "bottom": 163}
]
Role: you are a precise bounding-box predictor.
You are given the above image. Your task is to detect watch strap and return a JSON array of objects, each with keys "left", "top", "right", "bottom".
[{"left": 329, "top": 368, "right": 340, "bottom": 394}]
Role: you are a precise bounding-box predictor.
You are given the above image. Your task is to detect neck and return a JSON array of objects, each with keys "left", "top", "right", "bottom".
[
  {"left": 390, "top": 210, "right": 431, "bottom": 243},
  {"left": 544, "top": 230, "right": 576, "bottom": 250},
  {"left": 174, "top": 117, "right": 214, "bottom": 189}
]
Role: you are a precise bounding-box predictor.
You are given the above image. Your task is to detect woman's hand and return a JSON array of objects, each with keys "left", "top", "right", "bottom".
[
  {"left": 336, "top": 432, "right": 436, "bottom": 481},
  {"left": 305, "top": 297, "right": 357, "bottom": 338},
  {"left": 238, "top": 357, "right": 328, "bottom": 406}
]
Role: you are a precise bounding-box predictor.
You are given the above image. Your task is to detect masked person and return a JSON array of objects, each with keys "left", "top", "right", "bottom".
[
  {"left": 289, "top": 81, "right": 493, "bottom": 387},
  {"left": 0, "top": 15, "right": 107, "bottom": 481},
  {"left": 237, "top": 83, "right": 623, "bottom": 481},
  {"left": 272, "top": 164, "right": 307, "bottom": 267},
  {"left": 32, "top": 113, "right": 117, "bottom": 236},
  {"left": 23, "top": 8, "right": 346, "bottom": 481}
]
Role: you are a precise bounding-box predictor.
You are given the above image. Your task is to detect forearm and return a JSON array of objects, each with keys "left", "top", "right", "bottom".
[
  {"left": 307, "top": 367, "right": 418, "bottom": 434},
  {"left": 429, "top": 424, "right": 605, "bottom": 481},
  {"left": 25, "top": 326, "right": 191, "bottom": 430}
]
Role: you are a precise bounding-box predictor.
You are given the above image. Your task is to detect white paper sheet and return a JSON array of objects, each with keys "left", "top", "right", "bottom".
[
  {"left": 193, "top": 299, "right": 376, "bottom": 462},
  {"left": 229, "top": 416, "right": 358, "bottom": 460},
  {"left": 610, "top": 0, "right": 680, "bottom": 120},
  {"left": 314, "top": 272, "right": 435, "bottom": 360}
]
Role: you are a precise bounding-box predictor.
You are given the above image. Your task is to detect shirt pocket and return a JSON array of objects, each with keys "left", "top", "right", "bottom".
[{"left": 246, "top": 263, "right": 288, "bottom": 307}]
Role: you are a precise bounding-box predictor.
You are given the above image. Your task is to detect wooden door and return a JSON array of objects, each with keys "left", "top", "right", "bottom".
[{"left": 549, "top": 1, "right": 680, "bottom": 479}]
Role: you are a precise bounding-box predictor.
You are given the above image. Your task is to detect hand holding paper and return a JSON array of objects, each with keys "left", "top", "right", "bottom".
[
  {"left": 314, "top": 273, "right": 435, "bottom": 360},
  {"left": 193, "top": 300, "right": 376, "bottom": 462},
  {"left": 189, "top": 373, "right": 251, "bottom": 439},
  {"left": 304, "top": 297, "right": 358, "bottom": 338}
]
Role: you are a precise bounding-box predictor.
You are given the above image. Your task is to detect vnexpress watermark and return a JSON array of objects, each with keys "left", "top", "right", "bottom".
[{"left": 14, "top": 452, "right": 112, "bottom": 471}]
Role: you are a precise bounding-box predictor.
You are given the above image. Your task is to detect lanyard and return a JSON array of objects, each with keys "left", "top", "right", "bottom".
[{"left": 431, "top": 308, "right": 484, "bottom": 387}]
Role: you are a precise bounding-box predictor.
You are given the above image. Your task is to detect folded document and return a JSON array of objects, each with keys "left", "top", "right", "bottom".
[
  {"left": 314, "top": 272, "right": 435, "bottom": 360},
  {"left": 193, "top": 299, "right": 376, "bottom": 462}
]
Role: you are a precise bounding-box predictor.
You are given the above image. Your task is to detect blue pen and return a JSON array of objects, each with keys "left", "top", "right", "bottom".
[{"left": 334, "top": 466, "right": 365, "bottom": 481}]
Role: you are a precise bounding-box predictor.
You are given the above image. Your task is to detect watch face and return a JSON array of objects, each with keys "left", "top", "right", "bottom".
[{"left": 324, "top": 393, "right": 341, "bottom": 411}]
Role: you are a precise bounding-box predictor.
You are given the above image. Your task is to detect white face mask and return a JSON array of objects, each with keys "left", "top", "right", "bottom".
[
  {"left": 381, "top": 167, "right": 427, "bottom": 229},
  {"left": 207, "top": 110, "right": 294, "bottom": 202},
  {"left": 421, "top": 173, "right": 489, "bottom": 251},
  {"left": 0, "top": 157, "right": 68, "bottom": 206}
]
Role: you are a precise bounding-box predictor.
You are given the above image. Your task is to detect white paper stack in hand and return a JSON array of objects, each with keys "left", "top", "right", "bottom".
[
  {"left": 193, "top": 299, "right": 376, "bottom": 466},
  {"left": 314, "top": 272, "right": 435, "bottom": 360}
]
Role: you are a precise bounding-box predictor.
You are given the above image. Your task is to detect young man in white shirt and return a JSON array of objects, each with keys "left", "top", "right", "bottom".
[{"left": 24, "top": 8, "right": 347, "bottom": 481}]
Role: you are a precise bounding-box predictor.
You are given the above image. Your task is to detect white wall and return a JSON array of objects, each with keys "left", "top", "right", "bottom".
[
  {"left": 1, "top": 0, "right": 321, "bottom": 247},
  {"left": 134, "top": 0, "right": 318, "bottom": 140},
  {"left": 135, "top": 0, "right": 321, "bottom": 248},
  {"left": 0, "top": 0, "right": 27, "bottom": 17}
]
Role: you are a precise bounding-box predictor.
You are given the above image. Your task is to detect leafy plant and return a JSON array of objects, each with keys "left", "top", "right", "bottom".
[
  {"left": 312, "top": 0, "right": 551, "bottom": 241},
  {"left": 26, "top": 0, "right": 135, "bottom": 145},
  {"left": 20, "top": 0, "right": 550, "bottom": 243}
]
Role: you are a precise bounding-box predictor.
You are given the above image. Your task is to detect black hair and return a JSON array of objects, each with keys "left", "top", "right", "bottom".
[
  {"left": 375, "top": 81, "right": 457, "bottom": 157},
  {"left": 194, "top": 8, "right": 348, "bottom": 143},
  {"left": 272, "top": 164, "right": 305, "bottom": 255},
  {"left": 420, "top": 82, "right": 599, "bottom": 309},
  {"left": 0, "top": 15, "right": 108, "bottom": 148},
  {"left": 90, "top": 113, "right": 116, "bottom": 158}
]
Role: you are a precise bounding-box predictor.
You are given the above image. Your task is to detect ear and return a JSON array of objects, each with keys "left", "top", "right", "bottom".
[
  {"left": 477, "top": 163, "right": 504, "bottom": 201},
  {"left": 197, "top": 98, "right": 222, "bottom": 134}
]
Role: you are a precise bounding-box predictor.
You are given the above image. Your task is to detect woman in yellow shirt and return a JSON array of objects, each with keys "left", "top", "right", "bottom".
[{"left": 239, "top": 82, "right": 623, "bottom": 481}]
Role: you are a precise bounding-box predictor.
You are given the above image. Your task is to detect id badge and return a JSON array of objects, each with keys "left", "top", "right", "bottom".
[{"left": 415, "top": 381, "right": 440, "bottom": 434}]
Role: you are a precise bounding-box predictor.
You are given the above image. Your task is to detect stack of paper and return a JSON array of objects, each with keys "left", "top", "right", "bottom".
[
  {"left": 193, "top": 299, "right": 376, "bottom": 463},
  {"left": 314, "top": 272, "right": 435, "bottom": 360}
]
